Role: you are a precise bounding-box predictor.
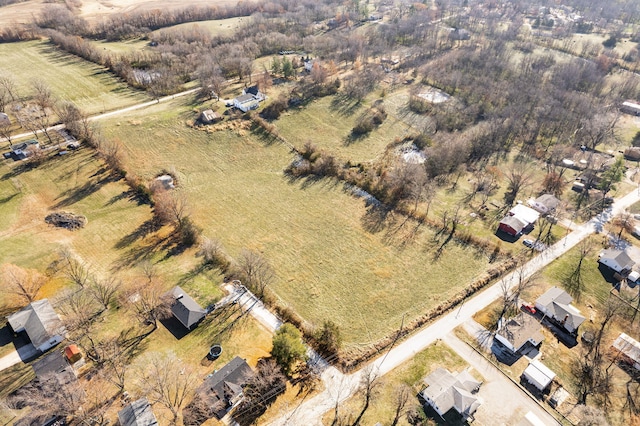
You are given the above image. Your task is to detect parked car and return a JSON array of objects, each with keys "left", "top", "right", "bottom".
[
  {"left": 522, "top": 303, "right": 536, "bottom": 314},
  {"left": 523, "top": 239, "right": 545, "bottom": 252}
]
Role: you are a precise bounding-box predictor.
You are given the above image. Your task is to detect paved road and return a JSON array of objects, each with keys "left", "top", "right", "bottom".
[
  {"left": 0, "top": 343, "right": 38, "bottom": 371},
  {"left": 443, "top": 333, "right": 559, "bottom": 425},
  {"left": 269, "top": 189, "right": 640, "bottom": 426}
]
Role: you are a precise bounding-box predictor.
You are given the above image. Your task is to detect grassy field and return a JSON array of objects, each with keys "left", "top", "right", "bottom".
[
  {"left": 321, "top": 341, "right": 472, "bottom": 425},
  {"left": 0, "top": 146, "right": 223, "bottom": 305},
  {"left": 157, "top": 16, "right": 246, "bottom": 37},
  {"left": 0, "top": 40, "right": 149, "bottom": 115},
  {"left": 99, "top": 97, "right": 494, "bottom": 349}
]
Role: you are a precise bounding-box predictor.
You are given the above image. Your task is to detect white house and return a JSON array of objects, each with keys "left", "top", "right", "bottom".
[
  {"left": 598, "top": 249, "right": 635, "bottom": 274},
  {"left": 421, "top": 368, "right": 481, "bottom": 419},
  {"left": 304, "top": 58, "right": 315, "bottom": 72},
  {"left": 7, "top": 299, "right": 66, "bottom": 352},
  {"left": 509, "top": 204, "right": 540, "bottom": 227},
  {"left": 242, "top": 85, "right": 265, "bottom": 102},
  {"left": 233, "top": 94, "right": 259, "bottom": 113},
  {"left": 527, "top": 194, "right": 560, "bottom": 215},
  {"left": 522, "top": 360, "right": 556, "bottom": 391},
  {"left": 535, "top": 287, "right": 585, "bottom": 334}
]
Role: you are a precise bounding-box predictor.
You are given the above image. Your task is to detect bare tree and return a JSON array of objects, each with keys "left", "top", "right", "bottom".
[
  {"left": 0, "top": 119, "right": 14, "bottom": 149},
  {"left": 232, "top": 358, "right": 286, "bottom": 424},
  {"left": 613, "top": 213, "right": 635, "bottom": 240},
  {"left": 564, "top": 240, "right": 593, "bottom": 301},
  {"left": 89, "top": 277, "right": 121, "bottom": 310},
  {"left": 237, "top": 249, "right": 274, "bottom": 298},
  {"left": 30, "top": 78, "right": 57, "bottom": 146},
  {"left": 137, "top": 351, "right": 198, "bottom": 424},
  {"left": 153, "top": 189, "right": 190, "bottom": 227},
  {"left": 390, "top": 384, "right": 412, "bottom": 426},
  {"left": 503, "top": 162, "right": 536, "bottom": 206},
  {"left": 58, "top": 248, "right": 91, "bottom": 288},
  {"left": 10, "top": 372, "right": 85, "bottom": 424},
  {"left": 0, "top": 263, "right": 46, "bottom": 305},
  {"left": 0, "top": 74, "right": 18, "bottom": 111},
  {"left": 497, "top": 262, "right": 537, "bottom": 324},
  {"left": 122, "top": 280, "right": 173, "bottom": 330},
  {"left": 351, "top": 366, "right": 382, "bottom": 426},
  {"left": 575, "top": 297, "right": 621, "bottom": 405}
]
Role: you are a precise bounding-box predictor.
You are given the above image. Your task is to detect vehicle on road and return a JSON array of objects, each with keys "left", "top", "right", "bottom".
[{"left": 523, "top": 239, "right": 545, "bottom": 251}]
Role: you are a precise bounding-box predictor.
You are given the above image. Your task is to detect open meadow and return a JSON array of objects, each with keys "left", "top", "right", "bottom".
[
  {"left": 99, "top": 96, "right": 495, "bottom": 349},
  {"left": 0, "top": 40, "right": 149, "bottom": 115}
]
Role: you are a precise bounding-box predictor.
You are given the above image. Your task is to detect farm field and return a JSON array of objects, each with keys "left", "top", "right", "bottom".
[
  {"left": 100, "top": 97, "right": 494, "bottom": 349},
  {"left": 0, "top": 0, "right": 238, "bottom": 28},
  {"left": 0, "top": 40, "right": 149, "bottom": 115}
]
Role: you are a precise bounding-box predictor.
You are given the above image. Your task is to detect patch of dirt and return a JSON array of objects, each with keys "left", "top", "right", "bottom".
[{"left": 45, "top": 211, "right": 88, "bottom": 230}]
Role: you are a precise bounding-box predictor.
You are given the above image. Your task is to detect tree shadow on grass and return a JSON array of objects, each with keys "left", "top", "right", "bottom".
[
  {"left": 51, "top": 172, "right": 117, "bottom": 209},
  {"left": 0, "top": 162, "right": 38, "bottom": 181},
  {"left": 329, "top": 94, "right": 361, "bottom": 117},
  {"left": 114, "top": 218, "right": 158, "bottom": 250},
  {"left": 343, "top": 130, "right": 369, "bottom": 146}
]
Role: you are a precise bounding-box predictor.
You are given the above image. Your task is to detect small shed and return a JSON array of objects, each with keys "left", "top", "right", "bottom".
[
  {"left": 0, "top": 112, "right": 10, "bottom": 126},
  {"left": 599, "top": 249, "right": 635, "bottom": 274},
  {"left": 522, "top": 360, "right": 555, "bottom": 391},
  {"left": 64, "top": 344, "right": 82, "bottom": 363},
  {"left": 200, "top": 109, "right": 221, "bottom": 124},
  {"left": 168, "top": 286, "right": 206, "bottom": 330}
]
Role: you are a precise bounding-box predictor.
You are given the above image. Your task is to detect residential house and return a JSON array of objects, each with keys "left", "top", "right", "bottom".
[
  {"left": 621, "top": 100, "right": 640, "bottom": 116},
  {"left": 242, "top": 85, "right": 265, "bottom": 102},
  {"left": 598, "top": 248, "right": 635, "bottom": 274},
  {"left": 168, "top": 286, "right": 206, "bottom": 330},
  {"left": 0, "top": 112, "right": 10, "bottom": 126},
  {"left": 199, "top": 109, "right": 221, "bottom": 125},
  {"left": 498, "top": 215, "right": 527, "bottom": 237},
  {"left": 9, "top": 140, "right": 40, "bottom": 160},
  {"left": 190, "top": 356, "right": 254, "bottom": 420},
  {"left": 7, "top": 299, "right": 66, "bottom": 352},
  {"left": 527, "top": 194, "right": 560, "bottom": 215},
  {"left": 498, "top": 204, "right": 540, "bottom": 237},
  {"left": 420, "top": 368, "right": 482, "bottom": 419},
  {"left": 118, "top": 398, "right": 158, "bottom": 426},
  {"left": 535, "top": 287, "right": 585, "bottom": 334},
  {"left": 612, "top": 332, "right": 640, "bottom": 371},
  {"left": 521, "top": 360, "right": 556, "bottom": 391},
  {"left": 495, "top": 312, "right": 544, "bottom": 353},
  {"left": 233, "top": 94, "right": 259, "bottom": 113}
]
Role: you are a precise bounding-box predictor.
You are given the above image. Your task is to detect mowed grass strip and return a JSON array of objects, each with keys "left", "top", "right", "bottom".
[
  {"left": 101, "top": 98, "right": 492, "bottom": 348},
  {"left": 0, "top": 40, "right": 149, "bottom": 115}
]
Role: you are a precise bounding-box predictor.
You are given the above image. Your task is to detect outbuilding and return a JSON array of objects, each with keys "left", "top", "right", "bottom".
[{"left": 522, "top": 360, "right": 556, "bottom": 391}]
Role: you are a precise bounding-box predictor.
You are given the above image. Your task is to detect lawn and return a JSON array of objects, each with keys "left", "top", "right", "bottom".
[
  {"left": 275, "top": 93, "right": 412, "bottom": 164},
  {"left": 321, "top": 341, "right": 472, "bottom": 426},
  {"left": 155, "top": 16, "right": 247, "bottom": 37},
  {"left": 0, "top": 40, "right": 149, "bottom": 115},
  {"left": 99, "top": 97, "right": 494, "bottom": 349},
  {"left": 0, "top": 146, "right": 222, "bottom": 307}
]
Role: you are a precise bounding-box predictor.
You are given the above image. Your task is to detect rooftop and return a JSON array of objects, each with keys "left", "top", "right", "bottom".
[
  {"left": 496, "top": 312, "right": 544, "bottom": 352},
  {"left": 168, "top": 286, "right": 206, "bottom": 329},
  {"left": 7, "top": 299, "right": 65, "bottom": 349},
  {"left": 118, "top": 398, "right": 158, "bottom": 426}
]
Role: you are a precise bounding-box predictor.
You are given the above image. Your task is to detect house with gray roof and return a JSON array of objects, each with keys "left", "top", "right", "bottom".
[
  {"left": 599, "top": 249, "right": 635, "bottom": 274},
  {"left": 168, "top": 286, "right": 206, "bottom": 330},
  {"left": 535, "top": 287, "right": 585, "bottom": 334},
  {"left": 190, "top": 356, "right": 254, "bottom": 420},
  {"left": 233, "top": 94, "right": 259, "bottom": 113},
  {"left": 118, "top": 398, "right": 158, "bottom": 426},
  {"left": 495, "top": 312, "right": 544, "bottom": 354},
  {"left": 7, "top": 299, "right": 65, "bottom": 352},
  {"left": 421, "top": 368, "right": 482, "bottom": 420}
]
